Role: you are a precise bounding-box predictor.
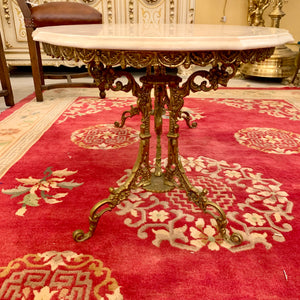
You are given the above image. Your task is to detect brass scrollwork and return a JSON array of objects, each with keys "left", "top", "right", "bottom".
[
  {"left": 73, "top": 63, "right": 244, "bottom": 244},
  {"left": 42, "top": 43, "right": 275, "bottom": 70}
]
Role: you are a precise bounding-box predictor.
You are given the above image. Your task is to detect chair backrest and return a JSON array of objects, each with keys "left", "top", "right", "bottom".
[
  {"left": 16, "top": 0, "right": 102, "bottom": 29},
  {"left": 16, "top": 0, "right": 32, "bottom": 23},
  {"left": 16, "top": 0, "right": 194, "bottom": 26}
]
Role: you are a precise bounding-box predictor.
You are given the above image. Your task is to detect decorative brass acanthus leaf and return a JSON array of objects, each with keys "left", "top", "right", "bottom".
[{"left": 42, "top": 43, "right": 275, "bottom": 69}]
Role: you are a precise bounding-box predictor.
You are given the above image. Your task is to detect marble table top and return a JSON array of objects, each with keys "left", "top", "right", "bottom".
[{"left": 33, "top": 23, "right": 294, "bottom": 51}]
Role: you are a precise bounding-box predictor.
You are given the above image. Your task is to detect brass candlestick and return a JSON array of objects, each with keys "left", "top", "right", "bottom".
[
  {"left": 269, "top": 0, "right": 285, "bottom": 28},
  {"left": 241, "top": 0, "right": 296, "bottom": 78}
]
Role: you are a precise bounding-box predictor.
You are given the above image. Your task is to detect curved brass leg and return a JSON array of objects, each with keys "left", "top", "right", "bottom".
[
  {"left": 114, "top": 105, "right": 140, "bottom": 128},
  {"left": 73, "top": 183, "right": 134, "bottom": 242},
  {"left": 179, "top": 110, "right": 197, "bottom": 128},
  {"left": 73, "top": 199, "right": 114, "bottom": 242},
  {"left": 73, "top": 144, "right": 152, "bottom": 243},
  {"left": 165, "top": 157, "right": 243, "bottom": 246},
  {"left": 184, "top": 184, "right": 243, "bottom": 245},
  {"left": 115, "top": 107, "right": 197, "bottom": 129},
  {"left": 203, "top": 200, "right": 243, "bottom": 245},
  {"left": 198, "top": 195, "right": 243, "bottom": 245},
  {"left": 74, "top": 80, "right": 153, "bottom": 242},
  {"left": 165, "top": 82, "right": 243, "bottom": 245}
]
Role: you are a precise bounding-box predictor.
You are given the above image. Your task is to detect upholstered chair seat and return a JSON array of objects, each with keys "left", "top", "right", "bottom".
[{"left": 30, "top": 2, "right": 102, "bottom": 27}]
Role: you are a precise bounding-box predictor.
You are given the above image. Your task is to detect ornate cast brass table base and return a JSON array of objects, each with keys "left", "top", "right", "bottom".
[
  {"left": 42, "top": 43, "right": 275, "bottom": 245},
  {"left": 72, "top": 66, "right": 244, "bottom": 245}
]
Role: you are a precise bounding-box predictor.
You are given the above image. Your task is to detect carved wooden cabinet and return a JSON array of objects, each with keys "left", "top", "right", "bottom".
[{"left": 0, "top": 0, "right": 195, "bottom": 66}]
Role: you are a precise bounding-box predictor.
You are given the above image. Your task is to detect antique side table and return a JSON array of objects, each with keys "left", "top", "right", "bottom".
[{"left": 33, "top": 23, "right": 293, "bottom": 244}]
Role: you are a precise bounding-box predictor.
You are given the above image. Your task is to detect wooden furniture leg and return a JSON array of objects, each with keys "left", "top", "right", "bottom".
[{"left": 0, "top": 33, "right": 14, "bottom": 106}]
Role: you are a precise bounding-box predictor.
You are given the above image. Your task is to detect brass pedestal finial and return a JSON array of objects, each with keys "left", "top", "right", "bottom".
[
  {"left": 269, "top": 0, "right": 285, "bottom": 28},
  {"left": 241, "top": 0, "right": 296, "bottom": 79}
]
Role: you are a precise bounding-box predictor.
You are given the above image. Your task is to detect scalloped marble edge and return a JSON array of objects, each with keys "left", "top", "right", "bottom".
[{"left": 33, "top": 23, "right": 294, "bottom": 51}]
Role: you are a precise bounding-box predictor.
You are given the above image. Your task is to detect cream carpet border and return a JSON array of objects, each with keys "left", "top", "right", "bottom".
[{"left": 0, "top": 88, "right": 99, "bottom": 179}]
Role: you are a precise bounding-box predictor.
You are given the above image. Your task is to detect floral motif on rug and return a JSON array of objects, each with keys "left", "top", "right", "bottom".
[
  {"left": 71, "top": 124, "right": 139, "bottom": 150},
  {"left": 58, "top": 97, "right": 137, "bottom": 124},
  {"left": 235, "top": 127, "right": 300, "bottom": 154},
  {"left": 115, "top": 156, "right": 293, "bottom": 252},
  {"left": 207, "top": 98, "right": 300, "bottom": 121},
  {"left": 0, "top": 251, "right": 122, "bottom": 299},
  {"left": 2, "top": 167, "right": 83, "bottom": 216}
]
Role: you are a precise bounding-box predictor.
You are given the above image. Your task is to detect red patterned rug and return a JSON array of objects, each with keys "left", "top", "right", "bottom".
[{"left": 0, "top": 87, "right": 299, "bottom": 299}]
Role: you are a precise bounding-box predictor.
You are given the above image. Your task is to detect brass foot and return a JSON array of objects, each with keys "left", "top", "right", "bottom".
[
  {"left": 100, "top": 90, "right": 106, "bottom": 99},
  {"left": 211, "top": 210, "right": 243, "bottom": 246},
  {"left": 73, "top": 229, "right": 93, "bottom": 242},
  {"left": 227, "top": 232, "right": 243, "bottom": 245}
]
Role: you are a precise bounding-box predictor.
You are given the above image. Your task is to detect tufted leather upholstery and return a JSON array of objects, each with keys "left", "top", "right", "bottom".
[{"left": 30, "top": 2, "right": 102, "bottom": 28}]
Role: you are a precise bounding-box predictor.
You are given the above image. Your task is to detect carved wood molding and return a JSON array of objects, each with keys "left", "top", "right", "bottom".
[
  {"left": 142, "top": 0, "right": 161, "bottom": 4},
  {"left": 2, "top": 0, "right": 11, "bottom": 24}
]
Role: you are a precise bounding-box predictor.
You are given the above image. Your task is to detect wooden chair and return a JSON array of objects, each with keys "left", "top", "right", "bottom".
[
  {"left": 16, "top": 0, "right": 102, "bottom": 102},
  {"left": 0, "top": 32, "right": 14, "bottom": 106}
]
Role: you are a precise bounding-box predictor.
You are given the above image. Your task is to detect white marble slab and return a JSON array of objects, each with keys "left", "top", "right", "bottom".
[{"left": 33, "top": 23, "right": 294, "bottom": 51}]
